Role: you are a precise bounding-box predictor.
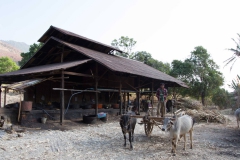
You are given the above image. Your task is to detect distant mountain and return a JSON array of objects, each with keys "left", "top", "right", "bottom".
[
  {"left": 0, "top": 40, "right": 30, "bottom": 52},
  {"left": 0, "top": 41, "right": 22, "bottom": 62}
]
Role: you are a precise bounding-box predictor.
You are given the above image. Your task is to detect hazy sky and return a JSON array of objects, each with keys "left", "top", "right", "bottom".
[{"left": 0, "top": 0, "right": 240, "bottom": 91}]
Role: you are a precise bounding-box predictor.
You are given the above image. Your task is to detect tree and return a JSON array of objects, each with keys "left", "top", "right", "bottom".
[
  {"left": 146, "top": 58, "right": 171, "bottom": 74},
  {"left": 212, "top": 88, "right": 231, "bottom": 109},
  {"left": 19, "top": 43, "right": 43, "bottom": 67},
  {"left": 111, "top": 36, "right": 136, "bottom": 58},
  {"left": 224, "top": 33, "right": 240, "bottom": 70},
  {"left": 131, "top": 51, "right": 152, "bottom": 63},
  {"left": 131, "top": 51, "right": 171, "bottom": 74},
  {"left": 229, "top": 75, "right": 240, "bottom": 108},
  {"left": 111, "top": 37, "right": 171, "bottom": 73},
  {"left": 171, "top": 46, "right": 224, "bottom": 106},
  {"left": 0, "top": 57, "right": 19, "bottom": 74}
]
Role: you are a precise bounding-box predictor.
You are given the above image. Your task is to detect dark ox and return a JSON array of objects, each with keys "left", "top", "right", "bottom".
[{"left": 119, "top": 112, "right": 137, "bottom": 150}]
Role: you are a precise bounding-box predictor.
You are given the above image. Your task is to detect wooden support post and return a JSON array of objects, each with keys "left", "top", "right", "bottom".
[
  {"left": 18, "top": 93, "right": 22, "bottom": 123},
  {"left": 60, "top": 69, "right": 65, "bottom": 125},
  {"left": 119, "top": 76, "right": 122, "bottom": 115},
  {"left": 0, "top": 83, "right": 2, "bottom": 108},
  {"left": 137, "top": 76, "right": 140, "bottom": 114},
  {"left": 60, "top": 50, "right": 64, "bottom": 125},
  {"left": 151, "top": 80, "right": 154, "bottom": 115},
  {"left": 4, "top": 87, "right": 7, "bottom": 107},
  {"left": 127, "top": 92, "right": 130, "bottom": 111},
  {"left": 123, "top": 92, "right": 126, "bottom": 113},
  {"left": 95, "top": 63, "right": 98, "bottom": 115}
]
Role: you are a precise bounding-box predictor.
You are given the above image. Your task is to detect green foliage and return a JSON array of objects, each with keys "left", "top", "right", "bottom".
[
  {"left": 18, "top": 43, "right": 43, "bottom": 67},
  {"left": 170, "top": 46, "right": 224, "bottom": 105},
  {"left": 111, "top": 36, "right": 136, "bottom": 58},
  {"left": 131, "top": 51, "right": 171, "bottom": 74},
  {"left": 229, "top": 75, "right": 240, "bottom": 90},
  {"left": 212, "top": 88, "right": 232, "bottom": 109},
  {"left": 111, "top": 37, "right": 171, "bottom": 74},
  {"left": 224, "top": 33, "right": 240, "bottom": 70},
  {"left": 146, "top": 58, "right": 171, "bottom": 74},
  {"left": 0, "top": 57, "right": 19, "bottom": 74},
  {"left": 131, "top": 51, "right": 152, "bottom": 63}
]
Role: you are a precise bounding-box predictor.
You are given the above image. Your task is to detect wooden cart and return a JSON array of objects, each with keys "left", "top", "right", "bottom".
[{"left": 131, "top": 109, "right": 182, "bottom": 136}]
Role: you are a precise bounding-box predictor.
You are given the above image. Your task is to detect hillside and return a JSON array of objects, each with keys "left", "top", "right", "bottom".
[
  {"left": 1, "top": 40, "right": 29, "bottom": 52},
  {"left": 0, "top": 40, "right": 26, "bottom": 62}
]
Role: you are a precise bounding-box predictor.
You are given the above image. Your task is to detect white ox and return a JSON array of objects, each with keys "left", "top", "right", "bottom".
[
  {"left": 162, "top": 115, "right": 194, "bottom": 155},
  {"left": 234, "top": 108, "right": 240, "bottom": 128}
]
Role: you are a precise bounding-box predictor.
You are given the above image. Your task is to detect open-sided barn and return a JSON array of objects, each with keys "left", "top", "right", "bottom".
[{"left": 0, "top": 26, "right": 187, "bottom": 125}]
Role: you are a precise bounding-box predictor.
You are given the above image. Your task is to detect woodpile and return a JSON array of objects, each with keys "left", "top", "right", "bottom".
[
  {"left": 175, "top": 98, "right": 203, "bottom": 110},
  {"left": 185, "top": 109, "right": 227, "bottom": 124}
]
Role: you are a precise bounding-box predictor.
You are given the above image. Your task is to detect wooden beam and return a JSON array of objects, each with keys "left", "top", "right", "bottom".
[
  {"left": 119, "top": 76, "right": 122, "bottom": 115},
  {"left": 63, "top": 71, "right": 93, "bottom": 78},
  {"left": 53, "top": 88, "right": 100, "bottom": 93},
  {"left": 123, "top": 92, "right": 126, "bottom": 113},
  {"left": 60, "top": 50, "right": 64, "bottom": 125},
  {"left": 137, "top": 76, "right": 141, "bottom": 114},
  {"left": 151, "top": 80, "right": 154, "bottom": 115},
  {"left": 0, "top": 83, "right": 1, "bottom": 108},
  {"left": 98, "top": 69, "right": 108, "bottom": 81},
  {"left": 18, "top": 93, "right": 22, "bottom": 123},
  {"left": 124, "top": 81, "right": 139, "bottom": 92},
  {"left": 95, "top": 63, "right": 98, "bottom": 115},
  {"left": 135, "top": 82, "right": 152, "bottom": 89},
  {"left": 127, "top": 92, "right": 129, "bottom": 111},
  {"left": 60, "top": 69, "right": 64, "bottom": 125},
  {"left": 4, "top": 88, "right": 7, "bottom": 107}
]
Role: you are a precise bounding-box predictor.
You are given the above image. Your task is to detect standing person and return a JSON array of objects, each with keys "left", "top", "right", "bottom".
[{"left": 156, "top": 83, "right": 168, "bottom": 117}]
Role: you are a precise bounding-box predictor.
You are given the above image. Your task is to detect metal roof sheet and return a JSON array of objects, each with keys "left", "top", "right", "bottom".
[
  {"left": 51, "top": 37, "right": 188, "bottom": 88},
  {"left": 0, "top": 59, "right": 91, "bottom": 77},
  {"left": 38, "top": 25, "right": 122, "bottom": 53}
]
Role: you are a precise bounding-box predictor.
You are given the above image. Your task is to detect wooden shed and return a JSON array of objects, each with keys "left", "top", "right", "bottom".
[{"left": 0, "top": 26, "right": 187, "bottom": 124}]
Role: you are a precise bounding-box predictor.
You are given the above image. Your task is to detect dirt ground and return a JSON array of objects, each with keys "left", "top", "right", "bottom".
[{"left": 0, "top": 113, "right": 240, "bottom": 160}]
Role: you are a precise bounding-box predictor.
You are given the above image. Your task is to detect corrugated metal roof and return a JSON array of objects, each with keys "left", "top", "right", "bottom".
[
  {"left": 2, "top": 79, "right": 44, "bottom": 91},
  {"left": 50, "top": 37, "right": 188, "bottom": 88},
  {"left": 0, "top": 59, "right": 91, "bottom": 77},
  {"left": 38, "top": 25, "right": 122, "bottom": 53}
]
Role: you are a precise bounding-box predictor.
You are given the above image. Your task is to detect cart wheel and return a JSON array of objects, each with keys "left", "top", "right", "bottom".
[{"left": 144, "top": 122, "right": 153, "bottom": 136}]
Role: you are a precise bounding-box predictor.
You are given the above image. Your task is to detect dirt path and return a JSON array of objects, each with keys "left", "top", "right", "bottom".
[{"left": 0, "top": 115, "right": 240, "bottom": 160}]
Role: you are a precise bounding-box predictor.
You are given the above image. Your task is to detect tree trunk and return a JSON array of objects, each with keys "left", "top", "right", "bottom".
[{"left": 201, "top": 92, "right": 205, "bottom": 106}]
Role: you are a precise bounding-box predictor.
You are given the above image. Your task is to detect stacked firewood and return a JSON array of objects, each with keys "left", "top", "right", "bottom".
[
  {"left": 175, "top": 98, "right": 203, "bottom": 110},
  {"left": 185, "top": 109, "right": 227, "bottom": 124}
]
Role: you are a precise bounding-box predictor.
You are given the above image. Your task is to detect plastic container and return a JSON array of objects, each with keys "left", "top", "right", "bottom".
[
  {"left": 111, "top": 104, "right": 119, "bottom": 109},
  {"left": 41, "top": 117, "right": 47, "bottom": 124},
  {"left": 92, "top": 104, "right": 103, "bottom": 109}
]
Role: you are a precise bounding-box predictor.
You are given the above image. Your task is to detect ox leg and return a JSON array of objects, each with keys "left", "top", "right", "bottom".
[
  {"left": 132, "top": 128, "right": 135, "bottom": 142},
  {"left": 237, "top": 118, "right": 239, "bottom": 128},
  {"left": 172, "top": 137, "right": 178, "bottom": 155},
  {"left": 129, "top": 132, "right": 133, "bottom": 150},
  {"left": 183, "top": 134, "right": 186, "bottom": 150},
  {"left": 123, "top": 132, "right": 127, "bottom": 147},
  {"left": 190, "top": 129, "right": 193, "bottom": 149}
]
